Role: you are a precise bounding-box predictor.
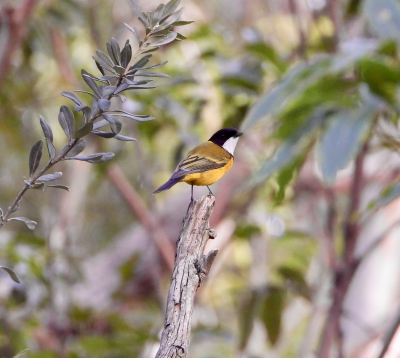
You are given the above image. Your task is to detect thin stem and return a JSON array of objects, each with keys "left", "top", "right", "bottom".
[{"left": 317, "top": 142, "right": 368, "bottom": 357}]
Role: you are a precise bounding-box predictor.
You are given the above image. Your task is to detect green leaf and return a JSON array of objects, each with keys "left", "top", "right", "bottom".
[
  {"left": 8, "top": 217, "right": 37, "bottom": 230},
  {"left": 242, "top": 60, "right": 330, "bottom": 130},
  {"left": 171, "top": 20, "right": 194, "bottom": 26},
  {"left": 358, "top": 58, "right": 400, "bottom": 103},
  {"left": 274, "top": 156, "right": 304, "bottom": 205},
  {"left": 250, "top": 108, "right": 324, "bottom": 186},
  {"left": 235, "top": 224, "right": 261, "bottom": 239},
  {"left": 0, "top": 266, "right": 20, "bottom": 283},
  {"left": 368, "top": 183, "right": 400, "bottom": 211},
  {"left": 58, "top": 105, "right": 75, "bottom": 140},
  {"left": 363, "top": 0, "right": 400, "bottom": 45},
  {"left": 29, "top": 140, "right": 43, "bottom": 177},
  {"left": 175, "top": 33, "right": 187, "bottom": 41},
  {"left": 316, "top": 106, "right": 374, "bottom": 185},
  {"left": 246, "top": 42, "right": 287, "bottom": 73},
  {"left": 238, "top": 290, "right": 261, "bottom": 350},
  {"left": 277, "top": 266, "right": 311, "bottom": 300},
  {"left": 260, "top": 286, "right": 286, "bottom": 346},
  {"left": 37, "top": 172, "right": 62, "bottom": 182},
  {"left": 39, "top": 115, "right": 53, "bottom": 142}
]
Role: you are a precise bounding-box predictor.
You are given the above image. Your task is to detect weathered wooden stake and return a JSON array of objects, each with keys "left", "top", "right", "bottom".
[{"left": 155, "top": 195, "right": 218, "bottom": 358}]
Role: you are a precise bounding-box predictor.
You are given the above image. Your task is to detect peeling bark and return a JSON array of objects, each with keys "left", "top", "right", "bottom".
[{"left": 156, "top": 195, "right": 218, "bottom": 358}]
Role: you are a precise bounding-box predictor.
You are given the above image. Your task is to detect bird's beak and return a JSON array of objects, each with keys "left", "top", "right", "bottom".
[{"left": 236, "top": 131, "right": 243, "bottom": 137}]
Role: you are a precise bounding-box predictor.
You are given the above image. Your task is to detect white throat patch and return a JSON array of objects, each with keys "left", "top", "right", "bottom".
[{"left": 222, "top": 136, "right": 239, "bottom": 156}]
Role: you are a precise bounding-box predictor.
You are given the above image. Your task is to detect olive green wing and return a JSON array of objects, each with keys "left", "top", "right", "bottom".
[{"left": 170, "top": 154, "right": 226, "bottom": 180}]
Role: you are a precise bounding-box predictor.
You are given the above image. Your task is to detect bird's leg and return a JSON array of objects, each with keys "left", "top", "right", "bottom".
[
  {"left": 191, "top": 185, "right": 194, "bottom": 203},
  {"left": 207, "top": 186, "right": 214, "bottom": 196}
]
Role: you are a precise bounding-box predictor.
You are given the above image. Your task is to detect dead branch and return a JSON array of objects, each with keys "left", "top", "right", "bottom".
[{"left": 156, "top": 195, "right": 218, "bottom": 358}]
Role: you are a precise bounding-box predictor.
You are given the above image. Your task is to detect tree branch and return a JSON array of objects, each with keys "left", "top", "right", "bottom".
[
  {"left": 156, "top": 195, "right": 218, "bottom": 358},
  {"left": 0, "top": 0, "right": 39, "bottom": 87},
  {"left": 107, "top": 164, "right": 175, "bottom": 272},
  {"left": 317, "top": 142, "right": 368, "bottom": 357}
]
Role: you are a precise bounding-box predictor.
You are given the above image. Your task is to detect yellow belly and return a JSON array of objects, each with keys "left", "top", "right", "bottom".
[{"left": 181, "top": 158, "right": 233, "bottom": 186}]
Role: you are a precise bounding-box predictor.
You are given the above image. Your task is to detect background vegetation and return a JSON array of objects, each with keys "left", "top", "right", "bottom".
[{"left": 1, "top": 0, "right": 400, "bottom": 357}]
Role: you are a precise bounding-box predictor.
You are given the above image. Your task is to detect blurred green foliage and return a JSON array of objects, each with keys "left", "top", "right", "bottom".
[{"left": 2, "top": 0, "right": 400, "bottom": 357}]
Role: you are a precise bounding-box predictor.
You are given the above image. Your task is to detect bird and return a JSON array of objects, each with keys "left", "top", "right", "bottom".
[{"left": 153, "top": 127, "right": 243, "bottom": 201}]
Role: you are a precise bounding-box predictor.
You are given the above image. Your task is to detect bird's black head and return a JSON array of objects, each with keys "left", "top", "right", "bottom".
[{"left": 208, "top": 127, "right": 243, "bottom": 147}]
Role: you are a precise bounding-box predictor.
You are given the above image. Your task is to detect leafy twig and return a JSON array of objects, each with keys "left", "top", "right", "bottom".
[{"left": 0, "top": 0, "right": 191, "bottom": 232}]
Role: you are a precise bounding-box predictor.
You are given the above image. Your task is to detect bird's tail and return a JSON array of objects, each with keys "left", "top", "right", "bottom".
[{"left": 153, "top": 176, "right": 182, "bottom": 194}]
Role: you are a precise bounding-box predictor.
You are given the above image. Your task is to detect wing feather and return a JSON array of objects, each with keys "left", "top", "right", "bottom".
[{"left": 170, "top": 155, "right": 226, "bottom": 179}]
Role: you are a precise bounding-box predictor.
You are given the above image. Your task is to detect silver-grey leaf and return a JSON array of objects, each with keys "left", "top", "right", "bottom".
[
  {"left": 29, "top": 140, "right": 43, "bottom": 177},
  {"left": 102, "top": 114, "right": 122, "bottom": 134},
  {"left": 61, "top": 91, "right": 82, "bottom": 106},
  {"left": 66, "top": 139, "right": 86, "bottom": 157},
  {"left": 8, "top": 217, "right": 37, "bottom": 230},
  {"left": 0, "top": 266, "right": 20, "bottom": 283},
  {"left": 39, "top": 115, "right": 53, "bottom": 142},
  {"left": 66, "top": 152, "right": 115, "bottom": 164},
  {"left": 46, "top": 184, "right": 70, "bottom": 191},
  {"left": 114, "top": 134, "right": 136, "bottom": 141},
  {"left": 37, "top": 172, "right": 62, "bottom": 182},
  {"left": 98, "top": 99, "right": 111, "bottom": 111},
  {"left": 58, "top": 105, "right": 75, "bottom": 140},
  {"left": 149, "top": 32, "right": 177, "bottom": 47}
]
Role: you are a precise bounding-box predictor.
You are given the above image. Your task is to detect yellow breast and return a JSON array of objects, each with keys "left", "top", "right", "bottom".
[{"left": 181, "top": 157, "right": 234, "bottom": 186}]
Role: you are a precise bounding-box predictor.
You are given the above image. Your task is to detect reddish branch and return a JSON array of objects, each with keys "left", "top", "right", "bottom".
[
  {"left": 107, "top": 164, "right": 175, "bottom": 272},
  {"left": 317, "top": 143, "right": 368, "bottom": 357},
  {"left": 0, "top": 0, "right": 39, "bottom": 87}
]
